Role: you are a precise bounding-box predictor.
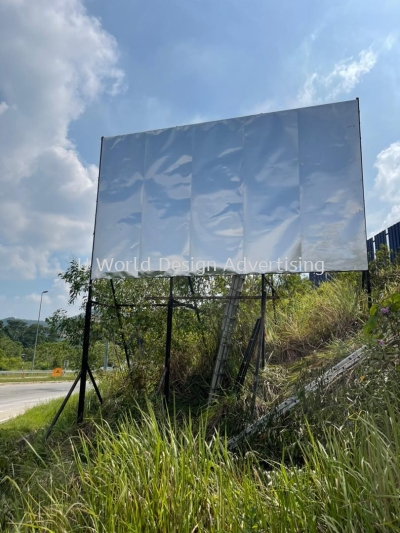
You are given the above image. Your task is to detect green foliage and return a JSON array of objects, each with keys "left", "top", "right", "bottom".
[
  {"left": 47, "top": 259, "right": 241, "bottom": 396},
  {"left": 44, "top": 261, "right": 368, "bottom": 403},
  {"left": 0, "top": 337, "right": 23, "bottom": 359},
  {"left": 2, "top": 319, "right": 57, "bottom": 348},
  {"left": 2, "top": 256, "right": 400, "bottom": 531},
  {"left": 3, "top": 398, "right": 400, "bottom": 532},
  {"left": 369, "top": 244, "right": 400, "bottom": 295},
  {"left": 2, "top": 319, "right": 28, "bottom": 344},
  {"left": 46, "top": 310, "right": 85, "bottom": 347},
  {"left": 0, "top": 337, "right": 24, "bottom": 370},
  {"left": 34, "top": 341, "right": 79, "bottom": 370},
  {"left": 363, "top": 292, "right": 400, "bottom": 343},
  {"left": 265, "top": 276, "right": 363, "bottom": 362}
]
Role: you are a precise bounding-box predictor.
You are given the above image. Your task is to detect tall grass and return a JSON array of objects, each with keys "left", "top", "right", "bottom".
[
  {"left": 6, "top": 397, "right": 400, "bottom": 533},
  {"left": 266, "top": 277, "right": 364, "bottom": 362},
  {"left": 2, "top": 271, "right": 399, "bottom": 532}
]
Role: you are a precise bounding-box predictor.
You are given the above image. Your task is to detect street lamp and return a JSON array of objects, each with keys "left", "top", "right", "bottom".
[{"left": 32, "top": 290, "right": 48, "bottom": 371}]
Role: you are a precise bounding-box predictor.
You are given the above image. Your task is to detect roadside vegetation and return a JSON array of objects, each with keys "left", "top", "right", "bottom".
[
  {"left": 0, "top": 247, "right": 399, "bottom": 532},
  {"left": 0, "top": 319, "right": 70, "bottom": 371},
  {"left": 0, "top": 373, "right": 75, "bottom": 383}
]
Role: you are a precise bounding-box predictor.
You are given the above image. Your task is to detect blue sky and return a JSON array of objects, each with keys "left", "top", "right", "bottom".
[{"left": 0, "top": 0, "right": 400, "bottom": 320}]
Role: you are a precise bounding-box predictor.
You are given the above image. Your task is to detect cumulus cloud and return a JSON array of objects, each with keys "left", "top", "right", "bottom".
[
  {"left": 373, "top": 141, "right": 400, "bottom": 228},
  {"left": 0, "top": 245, "right": 61, "bottom": 280},
  {"left": 26, "top": 292, "right": 51, "bottom": 305},
  {"left": 384, "top": 205, "right": 400, "bottom": 228},
  {"left": 297, "top": 49, "right": 377, "bottom": 106},
  {"left": 0, "top": 0, "right": 124, "bottom": 280},
  {"left": 374, "top": 141, "right": 400, "bottom": 204}
]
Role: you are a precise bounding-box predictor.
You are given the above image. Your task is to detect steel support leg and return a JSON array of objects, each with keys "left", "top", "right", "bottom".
[
  {"left": 77, "top": 282, "right": 93, "bottom": 424},
  {"left": 164, "top": 278, "right": 174, "bottom": 403}
]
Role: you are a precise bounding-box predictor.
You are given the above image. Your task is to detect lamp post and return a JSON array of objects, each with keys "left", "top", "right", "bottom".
[{"left": 32, "top": 290, "right": 48, "bottom": 371}]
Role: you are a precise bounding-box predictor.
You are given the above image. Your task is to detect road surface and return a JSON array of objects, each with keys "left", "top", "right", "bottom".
[{"left": 0, "top": 382, "right": 74, "bottom": 422}]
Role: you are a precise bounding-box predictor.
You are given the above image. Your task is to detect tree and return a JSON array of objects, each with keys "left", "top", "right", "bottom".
[
  {"left": 0, "top": 337, "right": 23, "bottom": 370},
  {"left": 0, "top": 336, "right": 23, "bottom": 359},
  {"left": 46, "top": 259, "right": 253, "bottom": 382},
  {"left": 2, "top": 318, "right": 57, "bottom": 348},
  {"left": 3, "top": 319, "right": 28, "bottom": 344},
  {"left": 35, "top": 341, "right": 80, "bottom": 370}
]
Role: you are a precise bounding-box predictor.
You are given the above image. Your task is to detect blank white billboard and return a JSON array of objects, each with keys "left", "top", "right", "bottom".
[{"left": 91, "top": 99, "right": 367, "bottom": 278}]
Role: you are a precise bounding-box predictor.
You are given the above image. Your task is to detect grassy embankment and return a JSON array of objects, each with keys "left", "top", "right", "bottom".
[{"left": 1, "top": 267, "right": 400, "bottom": 532}]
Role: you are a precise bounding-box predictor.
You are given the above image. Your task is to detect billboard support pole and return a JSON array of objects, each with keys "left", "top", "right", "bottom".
[
  {"left": 110, "top": 279, "right": 131, "bottom": 371},
  {"left": 251, "top": 314, "right": 263, "bottom": 417},
  {"left": 163, "top": 277, "right": 174, "bottom": 403},
  {"left": 77, "top": 282, "right": 93, "bottom": 424},
  {"left": 45, "top": 136, "right": 105, "bottom": 436},
  {"left": 366, "top": 269, "right": 372, "bottom": 308},
  {"left": 250, "top": 274, "right": 266, "bottom": 414},
  {"left": 45, "top": 369, "right": 82, "bottom": 440},
  {"left": 46, "top": 279, "right": 103, "bottom": 438},
  {"left": 362, "top": 269, "right": 372, "bottom": 309},
  {"left": 234, "top": 318, "right": 261, "bottom": 391},
  {"left": 188, "top": 277, "right": 201, "bottom": 324},
  {"left": 87, "top": 363, "right": 103, "bottom": 404},
  {"left": 271, "top": 277, "right": 277, "bottom": 324},
  {"left": 261, "top": 274, "right": 267, "bottom": 369},
  {"left": 75, "top": 136, "right": 104, "bottom": 425}
]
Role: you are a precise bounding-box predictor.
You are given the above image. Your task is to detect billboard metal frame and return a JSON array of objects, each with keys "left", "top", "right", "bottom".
[{"left": 46, "top": 99, "right": 371, "bottom": 436}]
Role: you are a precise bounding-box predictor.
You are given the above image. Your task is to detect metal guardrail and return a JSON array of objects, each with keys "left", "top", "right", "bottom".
[
  {"left": 0, "top": 370, "right": 75, "bottom": 375},
  {"left": 228, "top": 346, "right": 367, "bottom": 450}
]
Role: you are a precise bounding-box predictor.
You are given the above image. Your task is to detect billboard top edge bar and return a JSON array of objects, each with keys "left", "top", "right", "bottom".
[
  {"left": 101, "top": 98, "right": 359, "bottom": 142},
  {"left": 91, "top": 99, "right": 367, "bottom": 279}
]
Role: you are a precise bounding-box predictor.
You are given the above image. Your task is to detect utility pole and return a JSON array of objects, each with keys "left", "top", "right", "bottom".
[{"left": 32, "top": 290, "right": 48, "bottom": 370}]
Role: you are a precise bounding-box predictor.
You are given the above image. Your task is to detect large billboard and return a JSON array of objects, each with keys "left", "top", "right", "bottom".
[{"left": 91, "top": 100, "right": 367, "bottom": 278}]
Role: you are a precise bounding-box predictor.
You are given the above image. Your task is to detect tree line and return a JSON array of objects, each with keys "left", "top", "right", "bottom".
[{"left": 0, "top": 318, "right": 78, "bottom": 371}]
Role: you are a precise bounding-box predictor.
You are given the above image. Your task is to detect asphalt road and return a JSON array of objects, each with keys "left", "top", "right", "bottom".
[{"left": 0, "top": 382, "right": 73, "bottom": 422}]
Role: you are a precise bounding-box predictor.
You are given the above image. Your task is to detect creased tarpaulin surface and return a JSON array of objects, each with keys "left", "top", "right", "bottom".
[{"left": 91, "top": 99, "right": 367, "bottom": 278}]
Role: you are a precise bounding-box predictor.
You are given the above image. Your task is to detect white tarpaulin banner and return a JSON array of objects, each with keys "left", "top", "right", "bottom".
[{"left": 91, "top": 99, "right": 367, "bottom": 278}]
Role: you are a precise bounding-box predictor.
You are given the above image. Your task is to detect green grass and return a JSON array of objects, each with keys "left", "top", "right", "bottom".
[
  {"left": 265, "top": 277, "right": 364, "bottom": 362},
  {"left": 3, "top": 398, "right": 400, "bottom": 533},
  {"left": 0, "top": 375, "right": 76, "bottom": 383},
  {"left": 0, "top": 395, "right": 78, "bottom": 434},
  {"left": 1, "top": 272, "right": 399, "bottom": 532}
]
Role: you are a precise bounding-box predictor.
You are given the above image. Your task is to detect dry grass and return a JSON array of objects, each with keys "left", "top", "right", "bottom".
[{"left": 266, "top": 278, "right": 363, "bottom": 362}]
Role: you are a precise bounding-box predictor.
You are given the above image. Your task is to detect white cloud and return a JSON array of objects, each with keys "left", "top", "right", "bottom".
[
  {"left": 0, "top": 245, "right": 61, "bottom": 280},
  {"left": 297, "top": 48, "right": 377, "bottom": 106},
  {"left": 186, "top": 113, "right": 212, "bottom": 125},
  {"left": 244, "top": 99, "right": 276, "bottom": 116},
  {"left": 297, "top": 73, "right": 319, "bottom": 107},
  {"left": 26, "top": 292, "right": 51, "bottom": 305},
  {"left": 382, "top": 33, "right": 397, "bottom": 52},
  {"left": 374, "top": 141, "right": 400, "bottom": 204},
  {"left": 0, "top": 0, "right": 124, "bottom": 279},
  {"left": 325, "top": 50, "right": 377, "bottom": 98},
  {"left": 373, "top": 141, "right": 400, "bottom": 228},
  {"left": 0, "top": 101, "right": 8, "bottom": 115},
  {"left": 384, "top": 205, "right": 400, "bottom": 228}
]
